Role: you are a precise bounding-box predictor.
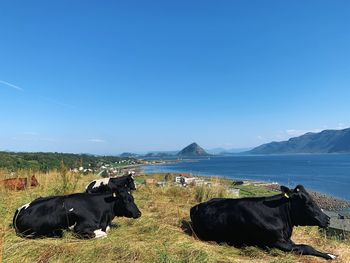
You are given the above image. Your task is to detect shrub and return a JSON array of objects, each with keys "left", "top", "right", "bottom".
[{"left": 194, "top": 184, "right": 230, "bottom": 203}]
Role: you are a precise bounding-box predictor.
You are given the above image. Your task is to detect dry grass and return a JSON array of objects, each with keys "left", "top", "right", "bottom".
[{"left": 1, "top": 171, "right": 349, "bottom": 262}]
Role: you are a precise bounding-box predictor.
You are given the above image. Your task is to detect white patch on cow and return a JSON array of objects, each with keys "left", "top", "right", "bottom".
[
  {"left": 106, "top": 226, "right": 110, "bottom": 232},
  {"left": 69, "top": 208, "right": 74, "bottom": 212},
  {"left": 91, "top": 178, "right": 110, "bottom": 189},
  {"left": 327, "top": 254, "right": 336, "bottom": 259},
  {"left": 68, "top": 222, "right": 77, "bottom": 230},
  {"left": 94, "top": 229, "right": 107, "bottom": 239},
  {"left": 18, "top": 202, "right": 30, "bottom": 211}
]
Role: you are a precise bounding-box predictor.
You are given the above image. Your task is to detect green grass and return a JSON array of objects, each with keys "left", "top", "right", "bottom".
[
  {"left": 232, "top": 184, "right": 277, "bottom": 198},
  {"left": 1, "top": 171, "right": 349, "bottom": 262}
]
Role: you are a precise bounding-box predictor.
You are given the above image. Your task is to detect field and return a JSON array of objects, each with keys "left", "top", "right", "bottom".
[{"left": 1, "top": 170, "right": 350, "bottom": 263}]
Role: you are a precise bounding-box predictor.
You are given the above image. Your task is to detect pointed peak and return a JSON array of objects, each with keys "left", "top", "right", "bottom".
[{"left": 177, "top": 142, "right": 210, "bottom": 156}]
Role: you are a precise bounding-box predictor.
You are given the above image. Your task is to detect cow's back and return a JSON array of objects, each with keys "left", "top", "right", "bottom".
[
  {"left": 190, "top": 197, "right": 284, "bottom": 245},
  {"left": 1, "top": 178, "right": 27, "bottom": 190}
]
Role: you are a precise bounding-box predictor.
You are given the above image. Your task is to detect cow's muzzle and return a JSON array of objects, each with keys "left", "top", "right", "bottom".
[
  {"left": 133, "top": 211, "right": 142, "bottom": 219},
  {"left": 320, "top": 215, "right": 330, "bottom": 228}
]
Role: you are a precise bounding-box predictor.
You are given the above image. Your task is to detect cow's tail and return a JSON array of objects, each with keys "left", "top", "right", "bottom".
[
  {"left": 190, "top": 204, "right": 199, "bottom": 222},
  {"left": 12, "top": 203, "right": 30, "bottom": 235},
  {"left": 190, "top": 205, "right": 201, "bottom": 239},
  {"left": 12, "top": 208, "right": 21, "bottom": 234}
]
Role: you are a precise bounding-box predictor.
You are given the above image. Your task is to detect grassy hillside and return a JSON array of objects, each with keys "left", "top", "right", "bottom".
[
  {"left": 0, "top": 151, "right": 137, "bottom": 171},
  {"left": 248, "top": 128, "right": 350, "bottom": 154},
  {"left": 1, "top": 170, "right": 350, "bottom": 262}
]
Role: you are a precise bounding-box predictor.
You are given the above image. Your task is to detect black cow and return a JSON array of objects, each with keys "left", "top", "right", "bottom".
[
  {"left": 190, "top": 185, "right": 336, "bottom": 260},
  {"left": 13, "top": 188, "right": 141, "bottom": 238},
  {"left": 85, "top": 174, "right": 136, "bottom": 194}
]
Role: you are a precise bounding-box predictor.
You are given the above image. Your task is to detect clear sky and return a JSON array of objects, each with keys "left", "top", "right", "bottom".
[{"left": 1, "top": 1, "right": 350, "bottom": 154}]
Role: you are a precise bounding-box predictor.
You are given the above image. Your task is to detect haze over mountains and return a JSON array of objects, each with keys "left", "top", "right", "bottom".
[{"left": 248, "top": 128, "right": 350, "bottom": 154}]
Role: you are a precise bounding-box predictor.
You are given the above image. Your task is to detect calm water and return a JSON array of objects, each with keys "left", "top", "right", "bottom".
[{"left": 143, "top": 154, "right": 350, "bottom": 201}]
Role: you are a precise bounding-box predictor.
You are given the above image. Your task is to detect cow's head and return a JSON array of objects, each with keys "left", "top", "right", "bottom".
[
  {"left": 110, "top": 175, "right": 136, "bottom": 191},
  {"left": 30, "top": 176, "right": 39, "bottom": 187},
  {"left": 281, "top": 185, "right": 330, "bottom": 228},
  {"left": 111, "top": 189, "right": 141, "bottom": 219}
]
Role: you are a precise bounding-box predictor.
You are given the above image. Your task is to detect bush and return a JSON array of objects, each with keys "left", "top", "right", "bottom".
[
  {"left": 53, "top": 160, "right": 80, "bottom": 195},
  {"left": 194, "top": 184, "right": 230, "bottom": 203}
]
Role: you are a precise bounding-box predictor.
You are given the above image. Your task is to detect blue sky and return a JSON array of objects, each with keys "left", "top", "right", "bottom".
[{"left": 1, "top": 1, "right": 350, "bottom": 154}]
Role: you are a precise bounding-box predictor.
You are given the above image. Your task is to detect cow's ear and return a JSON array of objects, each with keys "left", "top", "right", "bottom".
[
  {"left": 293, "top": 185, "right": 305, "bottom": 193},
  {"left": 280, "top": 185, "right": 292, "bottom": 198}
]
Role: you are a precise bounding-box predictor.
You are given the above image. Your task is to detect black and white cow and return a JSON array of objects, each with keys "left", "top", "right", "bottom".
[
  {"left": 85, "top": 174, "right": 136, "bottom": 194},
  {"left": 13, "top": 188, "right": 141, "bottom": 238},
  {"left": 190, "top": 185, "right": 336, "bottom": 260}
]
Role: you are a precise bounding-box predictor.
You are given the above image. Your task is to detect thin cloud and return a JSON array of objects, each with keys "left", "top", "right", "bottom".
[
  {"left": 0, "top": 79, "right": 76, "bottom": 109},
  {"left": 88, "top": 139, "right": 106, "bottom": 143},
  {"left": 0, "top": 80, "right": 23, "bottom": 91}
]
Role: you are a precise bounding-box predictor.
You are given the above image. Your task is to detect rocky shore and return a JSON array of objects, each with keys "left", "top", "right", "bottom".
[
  {"left": 263, "top": 184, "right": 350, "bottom": 211},
  {"left": 309, "top": 191, "right": 350, "bottom": 211}
]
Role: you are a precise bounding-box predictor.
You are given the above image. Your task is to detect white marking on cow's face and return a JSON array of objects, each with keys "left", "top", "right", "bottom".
[
  {"left": 68, "top": 222, "right": 77, "bottom": 231},
  {"left": 327, "top": 254, "right": 336, "bottom": 260},
  {"left": 106, "top": 226, "right": 110, "bottom": 232},
  {"left": 94, "top": 229, "right": 107, "bottom": 239},
  {"left": 91, "top": 178, "right": 110, "bottom": 189},
  {"left": 69, "top": 208, "right": 74, "bottom": 212},
  {"left": 17, "top": 202, "right": 30, "bottom": 211}
]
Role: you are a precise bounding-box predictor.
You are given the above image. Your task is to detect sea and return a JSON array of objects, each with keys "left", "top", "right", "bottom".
[{"left": 142, "top": 154, "right": 350, "bottom": 201}]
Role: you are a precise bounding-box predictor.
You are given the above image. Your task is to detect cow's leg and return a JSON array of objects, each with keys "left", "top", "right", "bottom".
[
  {"left": 47, "top": 229, "right": 64, "bottom": 238},
  {"left": 99, "top": 213, "right": 112, "bottom": 233},
  {"left": 291, "top": 244, "right": 336, "bottom": 260},
  {"left": 274, "top": 241, "right": 336, "bottom": 260},
  {"left": 74, "top": 222, "right": 108, "bottom": 239},
  {"left": 74, "top": 223, "right": 98, "bottom": 239},
  {"left": 93, "top": 229, "right": 108, "bottom": 239}
]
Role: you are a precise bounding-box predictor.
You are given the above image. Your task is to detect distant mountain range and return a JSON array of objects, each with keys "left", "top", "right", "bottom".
[
  {"left": 120, "top": 142, "right": 210, "bottom": 158},
  {"left": 206, "top": 147, "right": 253, "bottom": 155},
  {"left": 248, "top": 128, "right": 350, "bottom": 154}
]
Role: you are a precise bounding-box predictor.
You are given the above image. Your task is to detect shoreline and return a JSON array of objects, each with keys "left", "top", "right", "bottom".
[{"left": 140, "top": 166, "right": 350, "bottom": 212}]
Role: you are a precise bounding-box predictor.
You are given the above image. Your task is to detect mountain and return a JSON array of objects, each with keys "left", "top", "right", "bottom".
[
  {"left": 219, "top": 147, "right": 253, "bottom": 155},
  {"left": 120, "top": 152, "right": 139, "bottom": 157},
  {"left": 143, "top": 152, "right": 174, "bottom": 158},
  {"left": 177, "top": 143, "right": 210, "bottom": 156},
  {"left": 248, "top": 128, "right": 350, "bottom": 154}
]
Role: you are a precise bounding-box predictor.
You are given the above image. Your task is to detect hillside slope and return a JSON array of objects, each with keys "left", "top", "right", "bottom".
[
  {"left": 177, "top": 143, "right": 210, "bottom": 157},
  {"left": 248, "top": 128, "right": 350, "bottom": 154}
]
